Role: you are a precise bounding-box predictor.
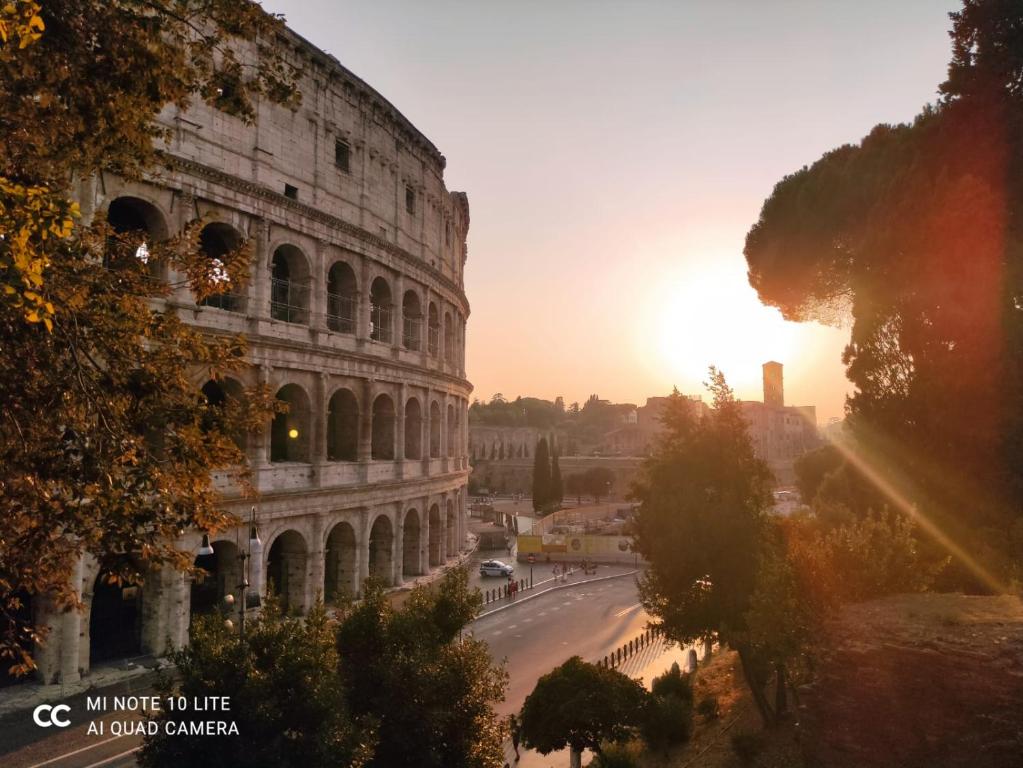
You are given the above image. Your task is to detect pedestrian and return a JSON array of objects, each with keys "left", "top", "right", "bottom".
[
  {"left": 552, "top": 563, "right": 559, "bottom": 581},
  {"left": 509, "top": 714, "right": 521, "bottom": 760}
]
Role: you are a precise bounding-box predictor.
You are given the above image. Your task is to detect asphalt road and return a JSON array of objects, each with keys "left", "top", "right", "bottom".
[{"left": 3, "top": 573, "right": 649, "bottom": 768}]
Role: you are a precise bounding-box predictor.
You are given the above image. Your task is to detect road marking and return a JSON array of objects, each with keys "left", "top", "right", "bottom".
[
  {"left": 538, "top": 611, "right": 547, "bottom": 616},
  {"left": 614, "top": 603, "right": 641, "bottom": 618},
  {"left": 82, "top": 746, "right": 142, "bottom": 768},
  {"left": 26, "top": 736, "right": 128, "bottom": 768},
  {"left": 524, "top": 617, "right": 533, "bottom": 622},
  {"left": 493, "top": 630, "right": 503, "bottom": 635},
  {"left": 508, "top": 624, "right": 517, "bottom": 630}
]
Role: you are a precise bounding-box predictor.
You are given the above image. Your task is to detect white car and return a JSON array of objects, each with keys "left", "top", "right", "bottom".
[{"left": 479, "top": 559, "right": 514, "bottom": 577}]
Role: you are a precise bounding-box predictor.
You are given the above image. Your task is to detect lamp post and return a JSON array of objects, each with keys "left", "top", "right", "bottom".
[{"left": 230, "top": 506, "right": 262, "bottom": 641}]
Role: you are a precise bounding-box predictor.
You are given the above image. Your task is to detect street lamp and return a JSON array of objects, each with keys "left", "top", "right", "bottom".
[{"left": 232, "top": 506, "right": 262, "bottom": 640}]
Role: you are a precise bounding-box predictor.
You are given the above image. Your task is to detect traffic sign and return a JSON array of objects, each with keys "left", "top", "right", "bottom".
[{"left": 527, "top": 553, "right": 535, "bottom": 564}]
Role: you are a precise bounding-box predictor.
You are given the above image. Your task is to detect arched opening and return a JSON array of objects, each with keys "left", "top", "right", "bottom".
[
  {"left": 428, "top": 504, "right": 442, "bottom": 566},
  {"left": 404, "top": 397, "right": 422, "bottom": 460},
  {"left": 402, "top": 290, "right": 422, "bottom": 351},
  {"left": 198, "top": 222, "right": 245, "bottom": 312},
  {"left": 266, "top": 530, "right": 307, "bottom": 614},
  {"left": 271, "top": 384, "right": 310, "bottom": 463},
  {"left": 443, "top": 311, "right": 454, "bottom": 364},
  {"left": 106, "top": 196, "right": 168, "bottom": 279},
  {"left": 402, "top": 509, "right": 421, "bottom": 577},
  {"left": 201, "top": 377, "right": 247, "bottom": 451},
  {"left": 447, "top": 404, "right": 456, "bottom": 457},
  {"left": 89, "top": 570, "right": 142, "bottom": 665},
  {"left": 368, "top": 515, "right": 393, "bottom": 585},
  {"left": 326, "top": 388, "right": 359, "bottom": 461},
  {"left": 371, "top": 394, "right": 395, "bottom": 460},
  {"left": 369, "top": 277, "right": 392, "bottom": 343},
  {"left": 427, "top": 302, "right": 440, "bottom": 356},
  {"left": 429, "top": 401, "right": 441, "bottom": 459},
  {"left": 446, "top": 499, "right": 457, "bottom": 557},
  {"left": 324, "top": 522, "right": 358, "bottom": 603},
  {"left": 190, "top": 540, "right": 241, "bottom": 616},
  {"left": 326, "top": 260, "right": 357, "bottom": 333},
  {"left": 270, "top": 244, "right": 310, "bottom": 324}
]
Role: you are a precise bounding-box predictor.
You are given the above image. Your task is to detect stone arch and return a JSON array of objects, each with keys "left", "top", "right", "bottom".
[
  {"left": 201, "top": 377, "right": 247, "bottom": 451},
  {"left": 404, "top": 397, "right": 423, "bottom": 460},
  {"left": 368, "top": 514, "right": 394, "bottom": 585},
  {"left": 270, "top": 244, "right": 311, "bottom": 324},
  {"left": 190, "top": 540, "right": 242, "bottom": 616},
  {"left": 197, "top": 222, "right": 245, "bottom": 312},
  {"left": 324, "top": 521, "right": 358, "bottom": 603},
  {"left": 402, "top": 508, "right": 422, "bottom": 577},
  {"left": 266, "top": 529, "right": 307, "bottom": 613},
  {"left": 402, "top": 289, "right": 422, "bottom": 350},
  {"left": 446, "top": 403, "right": 456, "bottom": 457},
  {"left": 326, "top": 259, "right": 358, "bottom": 333},
  {"left": 271, "top": 384, "right": 311, "bottom": 463},
  {"left": 327, "top": 388, "right": 359, "bottom": 461},
  {"left": 428, "top": 503, "right": 442, "bottom": 566},
  {"left": 371, "top": 393, "right": 395, "bottom": 460},
  {"left": 427, "top": 302, "right": 440, "bottom": 356},
  {"left": 105, "top": 196, "right": 169, "bottom": 279},
  {"left": 369, "top": 276, "right": 392, "bottom": 343},
  {"left": 429, "top": 401, "right": 441, "bottom": 458},
  {"left": 88, "top": 568, "right": 142, "bottom": 665},
  {"left": 446, "top": 498, "right": 457, "bottom": 556}
]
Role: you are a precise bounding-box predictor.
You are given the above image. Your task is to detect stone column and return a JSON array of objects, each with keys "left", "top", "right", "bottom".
[
  {"left": 396, "top": 383, "right": 407, "bottom": 479},
  {"left": 392, "top": 506, "right": 404, "bottom": 587},
  {"left": 392, "top": 273, "right": 404, "bottom": 354},
  {"left": 252, "top": 364, "right": 272, "bottom": 473},
  {"left": 312, "top": 372, "right": 327, "bottom": 487},
  {"left": 420, "top": 495, "right": 431, "bottom": 574},
  {"left": 251, "top": 218, "right": 271, "bottom": 322},
  {"left": 357, "top": 256, "right": 371, "bottom": 347},
  {"left": 356, "top": 508, "right": 369, "bottom": 596},
  {"left": 311, "top": 239, "right": 327, "bottom": 331},
  {"left": 438, "top": 502, "right": 448, "bottom": 561},
  {"left": 307, "top": 516, "right": 325, "bottom": 611},
  {"left": 359, "top": 378, "right": 374, "bottom": 482}
]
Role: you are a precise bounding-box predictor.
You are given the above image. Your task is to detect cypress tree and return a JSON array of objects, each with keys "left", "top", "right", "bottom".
[
  {"left": 532, "top": 437, "right": 551, "bottom": 513},
  {"left": 550, "top": 446, "right": 563, "bottom": 507}
]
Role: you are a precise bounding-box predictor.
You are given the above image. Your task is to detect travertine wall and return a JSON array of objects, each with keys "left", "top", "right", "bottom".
[{"left": 32, "top": 28, "right": 472, "bottom": 684}]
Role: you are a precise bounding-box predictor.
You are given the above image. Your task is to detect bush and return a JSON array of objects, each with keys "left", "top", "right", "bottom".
[
  {"left": 696, "top": 695, "right": 720, "bottom": 720},
  {"left": 730, "top": 731, "right": 766, "bottom": 765},
  {"left": 639, "top": 694, "right": 692, "bottom": 753},
  {"left": 592, "top": 741, "right": 643, "bottom": 768},
  {"left": 650, "top": 662, "right": 693, "bottom": 705}
]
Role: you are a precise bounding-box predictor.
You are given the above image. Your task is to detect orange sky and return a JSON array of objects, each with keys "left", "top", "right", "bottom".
[{"left": 266, "top": 0, "right": 960, "bottom": 422}]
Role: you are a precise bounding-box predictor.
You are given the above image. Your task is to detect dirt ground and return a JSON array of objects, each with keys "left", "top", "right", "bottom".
[
  {"left": 798, "top": 592, "right": 1023, "bottom": 768},
  {"left": 595, "top": 592, "right": 1023, "bottom": 768}
]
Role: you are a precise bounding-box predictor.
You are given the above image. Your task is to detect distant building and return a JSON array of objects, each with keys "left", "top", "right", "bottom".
[
  {"left": 604, "top": 395, "right": 707, "bottom": 456},
  {"left": 469, "top": 425, "right": 540, "bottom": 462},
  {"left": 740, "top": 362, "right": 820, "bottom": 485}
]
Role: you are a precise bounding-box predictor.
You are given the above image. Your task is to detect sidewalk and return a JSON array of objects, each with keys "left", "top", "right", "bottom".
[{"left": 476, "top": 563, "right": 640, "bottom": 620}]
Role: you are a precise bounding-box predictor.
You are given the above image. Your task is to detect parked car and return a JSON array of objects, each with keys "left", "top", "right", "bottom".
[{"left": 479, "top": 559, "right": 514, "bottom": 577}]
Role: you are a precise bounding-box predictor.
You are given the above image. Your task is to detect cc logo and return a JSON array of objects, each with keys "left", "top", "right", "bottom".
[{"left": 33, "top": 703, "right": 71, "bottom": 727}]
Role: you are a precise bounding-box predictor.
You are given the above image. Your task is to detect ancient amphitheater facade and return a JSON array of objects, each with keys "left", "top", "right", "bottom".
[{"left": 32, "top": 31, "right": 471, "bottom": 684}]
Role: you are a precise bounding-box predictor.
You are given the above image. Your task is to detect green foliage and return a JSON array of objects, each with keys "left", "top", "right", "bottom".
[
  {"left": 591, "top": 741, "right": 643, "bottom": 768},
  {"left": 335, "top": 569, "right": 507, "bottom": 768},
  {"left": 469, "top": 395, "right": 562, "bottom": 429},
  {"left": 788, "top": 510, "right": 936, "bottom": 605},
  {"left": 632, "top": 374, "right": 814, "bottom": 727},
  {"left": 519, "top": 656, "right": 647, "bottom": 755},
  {"left": 743, "top": 0, "right": 1023, "bottom": 581},
  {"left": 639, "top": 693, "right": 692, "bottom": 754},
  {"left": 731, "top": 731, "right": 766, "bottom": 765},
  {"left": 0, "top": 0, "right": 298, "bottom": 671},
  {"left": 582, "top": 466, "right": 615, "bottom": 502},
  {"left": 139, "top": 599, "right": 374, "bottom": 768},
  {"left": 550, "top": 449, "right": 563, "bottom": 505},
  {"left": 793, "top": 444, "right": 843, "bottom": 505},
  {"left": 650, "top": 663, "right": 693, "bottom": 705}
]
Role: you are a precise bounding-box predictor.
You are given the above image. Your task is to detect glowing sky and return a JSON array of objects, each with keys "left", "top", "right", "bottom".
[{"left": 264, "top": 0, "right": 959, "bottom": 422}]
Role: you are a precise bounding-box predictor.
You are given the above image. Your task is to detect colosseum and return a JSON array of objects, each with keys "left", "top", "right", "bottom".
[{"left": 30, "top": 29, "right": 472, "bottom": 684}]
